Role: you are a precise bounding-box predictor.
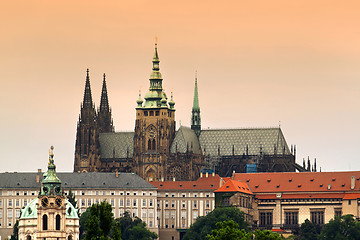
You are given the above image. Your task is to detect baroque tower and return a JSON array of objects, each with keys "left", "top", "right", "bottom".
[
  {"left": 191, "top": 73, "right": 201, "bottom": 137},
  {"left": 19, "top": 147, "right": 79, "bottom": 240},
  {"left": 74, "top": 69, "right": 101, "bottom": 172},
  {"left": 133, "top": 41, "right": 176, "bottom": 181}
]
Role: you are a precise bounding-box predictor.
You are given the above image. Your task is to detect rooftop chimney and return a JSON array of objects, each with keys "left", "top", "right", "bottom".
[
  {"left": 351, "top": 176, "right": 355, "bottom": 190},
  {"left": 206, "top": 172, "right": 208, "bottom": 178},
  {"left": 161, "top": 177, "right": 164, "bottom": 182},
  {"left": 212, "top": 172, "right": 215, "bottom": 177},
  {"left": 115, "top": 171, "right": 119, "bottom": 178},
  {"left": 200, "top": 172, "right": 203, "bottom": 178},
  {"left": 328, "top": 184, "right": 331, "bottom": 190},
  {"left": 173, "top": 177, "right": 176, "bottom": 181},
  {"left": 37, "top": 169, "right": 41, "bottom": 173}
]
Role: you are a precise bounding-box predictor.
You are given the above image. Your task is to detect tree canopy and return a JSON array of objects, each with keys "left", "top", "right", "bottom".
[
  {"left": 298, "top": 219, "right": 318, "bottom": 240},
  {"left": 67, "top": 188, "right": 78, "bottom": 209},
  {"left": 183, "top": 207, "right": 249, "bottom": 240},
  {"left": 319, "top": 215, "right": 360, "bottom": 240},
  {"left": 80, "top": 201, "right": 157, "bottom": 240}
]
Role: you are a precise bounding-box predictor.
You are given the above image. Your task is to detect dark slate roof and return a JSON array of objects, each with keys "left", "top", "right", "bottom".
[
  {"left": 99, "top": 132, "right": 134, "bottom": 159},
  {"left": 199, "top": 128, "right": 290, "bottom": 157},
  {"left": 170, "top": 126, "right": 201, "bottom": 154},
  {"left": 0, "top": 172, "right": 156, "bottom": 190}
]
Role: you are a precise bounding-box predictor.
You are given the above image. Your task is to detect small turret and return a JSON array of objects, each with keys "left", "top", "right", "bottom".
[{"left": 137, "top": 90, "right": 143, "bottom": 108}]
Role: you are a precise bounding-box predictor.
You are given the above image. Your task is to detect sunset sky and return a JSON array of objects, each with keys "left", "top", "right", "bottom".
[{"left": 1, "top": 0, "right": 359, "bottom": 172}]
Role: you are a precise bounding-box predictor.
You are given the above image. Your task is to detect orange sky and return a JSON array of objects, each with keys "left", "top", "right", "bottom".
[{"left": 1, "top": 0, "right": 360, "bottom": 172}]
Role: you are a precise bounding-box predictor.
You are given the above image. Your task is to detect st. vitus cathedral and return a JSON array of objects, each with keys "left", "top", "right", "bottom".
[{"left": 74, "top": 42, "right": 307, "bottom": 181}]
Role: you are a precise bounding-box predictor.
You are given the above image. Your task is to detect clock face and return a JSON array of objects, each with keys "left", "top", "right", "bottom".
[
  {"left": 55, "top": 197, "right": 62, "bottom": 207},
  {"left": 41, "top": 197, "right": 49, "bottom": 207}
]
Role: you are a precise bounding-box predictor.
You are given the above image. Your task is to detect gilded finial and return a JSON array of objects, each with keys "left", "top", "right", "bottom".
[
  {"left": 155, "top": 36, "right": 158, "bottom": 45},
  {"left": 49, "top": 146, "right": 54, "bottom": 164}
]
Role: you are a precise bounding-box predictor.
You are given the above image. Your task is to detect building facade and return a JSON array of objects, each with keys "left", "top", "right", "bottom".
[{"left": 73, "top": 42, "right": 306, "bottom": 181}]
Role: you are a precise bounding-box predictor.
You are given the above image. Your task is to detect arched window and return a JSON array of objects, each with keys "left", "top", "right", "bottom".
[
  {"left": 152, "top": 139, "right": 156, "bottom": 150},
  {"left": 27, "top": 235, "right": 31, "bottom": 240},
  {"left": 43, "top": 214, "right": 48, "bottom": 230},
  {"left": 56, "top": 214, "right": 61, "bottom": 230},
  {"left": 68, "top": 235, "right": 72, "bottom": 240},
  {"left": 148, "top": 139, "right": 152, "bottom": 150}
]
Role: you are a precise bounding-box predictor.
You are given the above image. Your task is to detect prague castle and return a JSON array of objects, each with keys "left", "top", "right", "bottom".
[{"left": 73, "top": 42, "right": 307, "bottom": 181}]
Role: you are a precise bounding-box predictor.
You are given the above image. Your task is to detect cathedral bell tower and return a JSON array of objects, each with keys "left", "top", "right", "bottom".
[
  {"left": 74, "top": 69, "right": 101, "bottom": 172},
  {"left": 133, "top": 41, "right": 176, "bottom": 181}
]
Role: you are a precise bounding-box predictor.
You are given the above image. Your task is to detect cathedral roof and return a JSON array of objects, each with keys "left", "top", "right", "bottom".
[
  {"left": 99, "top": 132, "right": 134, "bottom": 159},
  {"left": 19, "top": 198, "right": 78, "bottom": 219},
  {"left": 199, "top": 127, "right": 290, "bottom": 156},
  {"left": 170, "top": 126, "right": 201, "bottom": 154}
]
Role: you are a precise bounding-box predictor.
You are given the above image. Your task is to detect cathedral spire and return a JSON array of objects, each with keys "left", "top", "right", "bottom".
[
  {"left": 100, "top": 73, "right": 109, "bottom": 112},
  {"left": 83, "top": 68, "right": 93, "bottom": 109},
  {"left": 191, "top": 71, "right": 201, "bottom": 137},
  {"left": 98, "top": 73, "right": 114, "bottom": 133}
]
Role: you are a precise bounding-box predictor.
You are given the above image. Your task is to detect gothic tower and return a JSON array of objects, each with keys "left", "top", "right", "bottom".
[
  {"left": 74, "top": 69, "right": 101, "bottom": 172},
  {"left": 97, "top": 73, "right": 114, "bottom": 133},
  {"left": 133, "top": 42, "right": 176, "bottom": 181},
  {"left": 191, "top": 73, "right": 201, "bottom": 137}
]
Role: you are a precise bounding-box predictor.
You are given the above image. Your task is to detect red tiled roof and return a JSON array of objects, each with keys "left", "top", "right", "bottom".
[
  {"left": 214, "top": 180, "right": 253, "bottom": 195},
  {"left": 343, "top": 193, "right": 360, "bottom": 200},
  {"left": 149, "top": 174, "right": 222, "bottom": 190},
  {"left": 233, "top": 171, "right": 360, "bottom": 193},
  {"left": 256, "top": 193, "right": 345, "bottom": 200}
]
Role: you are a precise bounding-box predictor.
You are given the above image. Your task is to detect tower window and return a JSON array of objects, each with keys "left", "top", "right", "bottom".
[
  {"left": 148, "top": 139, "right": 152, "bottom": 150},
  {"left": 150, "top": 111, "right": 154, "bottom": 116},
  {"left": 155, "top": 111, "right": 159, "bottom": 116},
  {"left": 144, "top": 111, "right": 148, "bottom": 116},
  {"left": 56, "top": 214, "right": 61, "bottom": 230},
  {"left": 43, "top": 214, "right": 48, "bottom": 230}
]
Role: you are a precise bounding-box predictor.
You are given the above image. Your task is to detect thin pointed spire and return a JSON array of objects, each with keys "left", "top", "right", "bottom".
[
  {"left": 193, "top": 71, "right": 200, "bottom": 110},
  {"left": 83, "top": 68, "right": 93, "bottom": 108},
  {"left": 191, "top": 71, "right": 201, "bottom": 137},
  {"left": 100, "top": 73, "right": 109, "bottom": 112}
]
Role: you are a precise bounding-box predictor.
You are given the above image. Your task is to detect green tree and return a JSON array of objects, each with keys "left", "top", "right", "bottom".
[
  {"left": 298, "top": 219, "right": 318, "bottom": 240},
  {"left": 67, "top": 188, "right": 78, "bottom": 209},
  {"left": 183, "top": 207, "right": 248, "bottom": 240},
  {"left": 319, "top": 215, "right": 360, "bottom": 240},
  {"left": 79, "top": 207, "right": 90, "bottom": 240},
  {"left": 10, "top": 220, "right": 19, "bottom": 240},
  {"left": 207, "top": 220, "right": 252, "bottom": 240},
  {"left": 116, "top": 211, "right": 157, "bottom": 240},
  {"left": 253, "top": 229, "right": 282, "bottom": 240},
  {"left": 84, "top": 201, "right": 114, "bottom": 240}
]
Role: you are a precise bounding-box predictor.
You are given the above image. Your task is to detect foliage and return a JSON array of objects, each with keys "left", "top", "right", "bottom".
[
  {"left": 84, "top": 201, "right": 114, "bottom": 240},
  {"left": 67, "top": 188, "right": 78, "bottom": 209},
  {"left": 207, "top": 220, "right": 252, "bottom": 240},
  {"left": 10, "top": 220, "right": 19, "bottom": 240},
  {"left": 183, "top": 207, "right": 248, "bottom": 240},
  {"left": 319, "top": 215, "right": 360, "bottom": 240},
  {"left": 115, "top": 211, "right": 157, "bottom": 240},
  {"left": 253, "top": 229, "right": 282, "bottom": 240},
  {"left": 298, "top": 219, "right": 317, "bottom": 240},
  {"left": 79, "top": 207, "right": 90, "bottom": 240},
  {"left": 206, "top": 220, "right": 282, "bottom": 240}
]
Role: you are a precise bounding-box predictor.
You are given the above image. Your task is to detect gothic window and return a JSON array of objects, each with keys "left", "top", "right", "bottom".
[
  {"left": 27, "top": 236, "right": 31, "bottom": 240},
  {"left": 150, "top": 111, "right": 154, "bottom": 116},
  {"left": 148, "top": 139, "right": 152, "bottom": 150},
  {"left": 56, "top": 214, "right": 61, "bottom": 230},
  {"left": 152, "top": 139, "right": 156, "bottom": 150},
  {"left": 144, "top": 111, "right": 148, "bottom": 116},
  {"left": 43, "top": 214, "right": 48, "bottom": 230},
  {"left": 68, "top": 236, "right": 72, "bottom": 240}
]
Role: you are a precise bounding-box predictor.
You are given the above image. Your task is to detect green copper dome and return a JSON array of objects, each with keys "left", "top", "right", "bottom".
[{"left": 20, "top": 198, "right": 79, "bottom": 219}]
